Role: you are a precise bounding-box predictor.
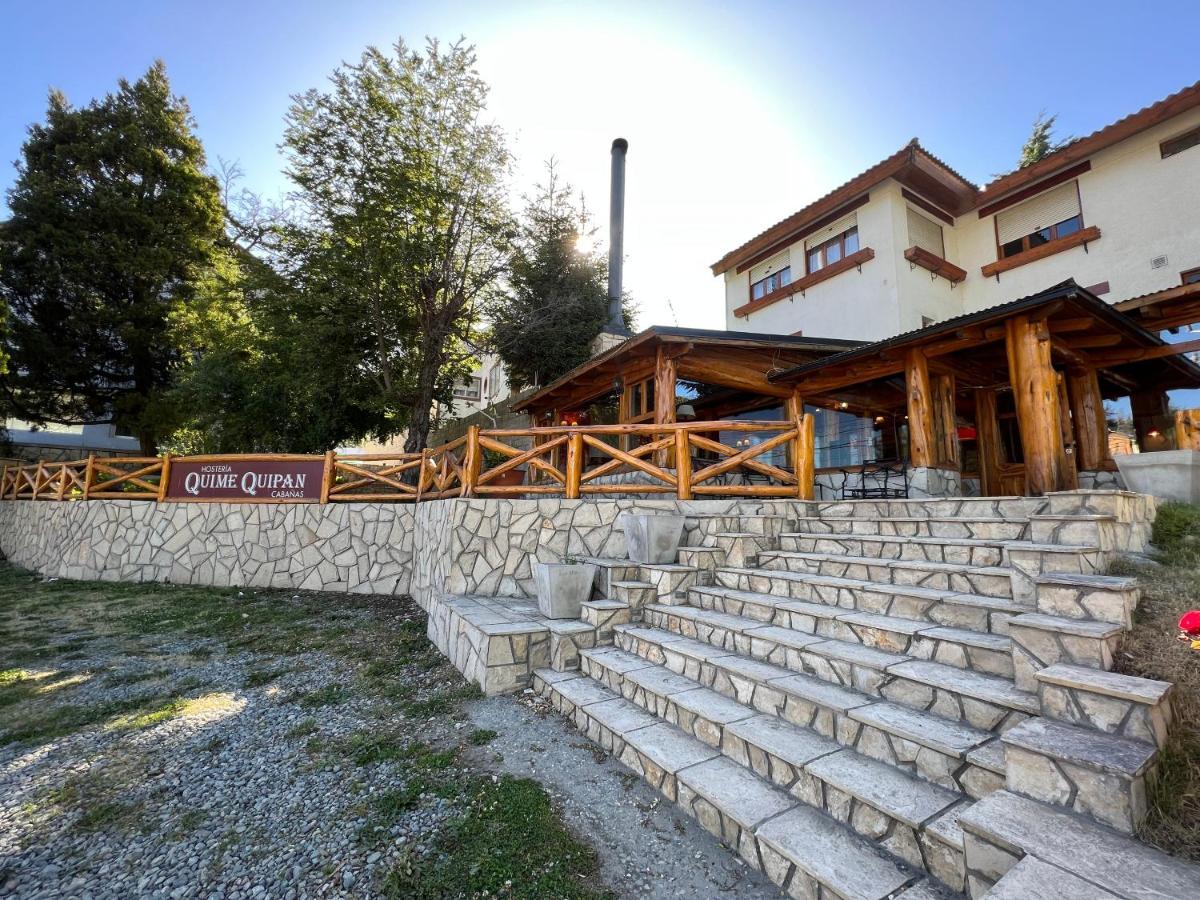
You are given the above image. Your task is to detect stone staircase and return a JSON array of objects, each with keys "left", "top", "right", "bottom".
[{"left": 531, "top": 491, "right": 1200, "bottom": 899}]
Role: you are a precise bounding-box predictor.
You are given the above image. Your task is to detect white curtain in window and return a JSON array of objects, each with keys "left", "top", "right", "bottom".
[
  {"left": 749, "top": 251, "right": 790, "bottom": 284},
  {"left": 906, "top": 208, "right": 945, "bottom": 257},
  {"left": 995, "top": 181, "right": 1081, "bottom": 245},
  {"left": 805, "top": 212, "right": 858, "bottom": 250}
]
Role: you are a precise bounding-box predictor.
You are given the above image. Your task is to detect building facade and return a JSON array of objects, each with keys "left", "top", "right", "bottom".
[{"left": 713, "top": 82, "right": 1200, "bottom": 342}]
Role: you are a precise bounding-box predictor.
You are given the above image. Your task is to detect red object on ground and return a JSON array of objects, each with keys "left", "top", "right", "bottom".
[{"left": 1179, "top": 610, "right": 1200, "bottom": 635}]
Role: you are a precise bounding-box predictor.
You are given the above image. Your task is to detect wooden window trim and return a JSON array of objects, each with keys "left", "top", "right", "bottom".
[
  {"left": 1183, "top": 267, "right": 1200, "bottom": 286},
  {"left": 750, "top": 265, "right": 792, "bottom": 301},
  {"left": 1161, "top": 125, "right": 1200, "bottom": 159},
  {"left": 733, "top": 247, "right": 875, "bottom": 318},
  {"left": 980, "top": 226, "right": 1101, "bottom": 278},
  {"left": 734, "top": 193, "right": 871, "bottom": 275},
  {"left": 807, "top": 227, "right": 859, "bottom": 276},
  {"left": 904, "top": 245, "right": 967, "bottom": 284},
  {"left": 977, "top": 160, "right": 1091, "bottom": 218}
]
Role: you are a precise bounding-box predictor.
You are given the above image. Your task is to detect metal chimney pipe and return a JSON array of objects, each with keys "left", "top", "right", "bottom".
[{"left": 607, "top": 138, "right": 628, "bottom": 331}]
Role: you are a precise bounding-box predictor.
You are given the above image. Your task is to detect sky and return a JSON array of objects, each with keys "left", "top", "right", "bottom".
[{"left": 2, "top": 0, "right": 1200, "bottom": 334}]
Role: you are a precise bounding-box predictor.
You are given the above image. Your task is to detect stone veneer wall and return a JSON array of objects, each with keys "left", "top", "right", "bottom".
[
  {"left": 0, "top": 500, "right": 416, "bottom": 596},
  {"left": 0, "top": 496, "right": 758, "bottom": 607}
]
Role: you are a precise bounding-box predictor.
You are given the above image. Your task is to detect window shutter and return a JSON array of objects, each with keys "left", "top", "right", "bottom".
[
  {"left": 906, "top": 208, "right": 944, "bottom": 257},
  {"left": 995, "top": 181, "right": 1081, "bottom": 245},
  {"left": 806, "top": 212, "right": 858, "bottom": 250},
  {"left": 749, "top": 251, "right": 790, "bottom": 283}
]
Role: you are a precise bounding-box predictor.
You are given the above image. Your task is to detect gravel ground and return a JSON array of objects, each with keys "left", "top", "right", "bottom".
[
  {"left": 466, "top": 694, "right": 784, "bottom": 898},
  {"left": 0, "top": 569, "right": 782, "bottom": 899}
]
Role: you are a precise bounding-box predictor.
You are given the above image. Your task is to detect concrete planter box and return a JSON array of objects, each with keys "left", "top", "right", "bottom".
[
  {"left": 1115, "top": 451, "right": 1200, "bottom": 503},
  {"left": 622, "top": 514, "right": 686, "bottom": 564},
  {"left": 533, "top": 562, "right": 598, "bottom": 619}
]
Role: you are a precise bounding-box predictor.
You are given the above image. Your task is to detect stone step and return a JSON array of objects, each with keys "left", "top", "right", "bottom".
[
  {"left": 642, "top": 603, "right": 1032, "bottom": 730},
  {"left": 1034, "top": 572, "right": 1139, "bottom": 628},
  {"left": 1035, "top": 663, "right": 1174, "bottom": 750},
  {"left": 653, "top": 595, "right": 1013, "bottom": 679},
  {"left": 595, "top": 637, "right": 997, "bottom": 796},
  {"left": 780, "top": 531, "right": 1007, "bottom": 566},
  {"left": 1007, "top": 613, "right": 1123, "bottom": 691},
  {"left": 789, "top": 515, "right": 1031, "bottom": 541},
  {"left": 959, "top": 789, "right": 1200, "bottom": 899},
  {"left": 580, "top": 599, "right": 631, "bottom": 637},
  {"left": 638, "top": 562, "right": 703, "bottom": 601},
  {"left": 575, "top": 556, "right": 641, "bottom": 598},
  {"left": 772, "top": 497, "right": 1048, "bottom": 520},
  {"left": 1000, "top": 716, "right": 1157, "bottom": 834},
  {"left": 1027, "top": 513, "right": 1118, "bottom": 550},
  {"left": 610, "top": 580, "right": 657, "bottom": 611},
  {"left": 1001, "top": 541, "right": 1108, "bottom": 602},
  {"left": 675, "top": 546, "right": 725, "bottom": 574},
  {"left": 986, "top": 855, "right": 1121, "bottom": 900},
  {"left": 727, "top": 514, "right": 793, "bottom": 538},
  {"left": 532, "top": 668, "right": 927, "bottom": 900},
  {"left": 545, "top": 619, "right": 599, "bottom": 672},
  {"left": 712, "top": 532, "right": 777, "bottom": 568},
  {"left": 757, "top": 550, "right": 1015, "bottom": 599},
  {"left": 708, "top": 569, "right": 1031, "bottom": 634}
]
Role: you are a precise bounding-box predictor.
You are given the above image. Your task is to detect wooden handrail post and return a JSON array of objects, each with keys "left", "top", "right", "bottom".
[
  {"left": 565, "top": 431, "right": 584, "bottom": 499},
  {"left": 157, "top": 453, "right": 173, "bottom": 502},
  {"left": 32, "top": 461, "right": 45, "bottom": 501},
  {"left": 0, "top": 465, "right": 8, "bottom": 500},
  {"left": 84, "top": 453, "right": 96, "bottom": 500},
  {"left": 320, "top": 450, "right": 335, "bottom": 504},
  {"left": 462, "top": 426, "right": 482, "bottom": 498},
  {"left": 55, "top": 464, "right": 68, "bottom": 501},
  {"left": 798, "top": 413, "right": 815, "bottom": 501},
  {"left": 674, "top": 427, "right": 693, "bottom": 500}
]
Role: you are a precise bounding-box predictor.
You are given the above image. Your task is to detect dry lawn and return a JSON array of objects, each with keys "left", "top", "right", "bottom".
[{"left": 1111, "top": 502, "right": 1200, "bottom": 859}]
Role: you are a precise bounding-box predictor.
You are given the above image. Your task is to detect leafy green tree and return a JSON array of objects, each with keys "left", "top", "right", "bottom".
[
  {"left": 491, "top": 163, "right": 633, "bottom": 390},
  {"left": 0, "top": 62, "right": 226, "bottom": 453},
  {"left": 281, "top": 37, "right": 514, "bottom": 452},
  {"left": 1018, "top": 112, "right": 1072, "bottom": 168}
]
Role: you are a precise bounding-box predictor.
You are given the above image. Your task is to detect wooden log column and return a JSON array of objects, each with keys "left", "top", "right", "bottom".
[
  {"left": 974, "top": 388, "right": 1002, "bottom": 496},
  {"left": 1004, "top": 314, "right": 1072, "bottom": 495},
  {"left": 932, "top": 373, "right": 959, "bottom": 469},
  {"left": 905, "top": 348, "right": 936, "bottom": 469},
  {"left": 654, "top": 347, "right": 677, "bottom": 466},
  {"left": 1067, "top": 369, "right": 1110, "bottom": 472},
  {"left": 786, "top": 389, "right": 814, "bottom": 499}
]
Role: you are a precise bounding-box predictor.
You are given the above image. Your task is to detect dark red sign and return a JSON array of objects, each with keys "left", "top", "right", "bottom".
[{"left": 165, "top": 459, "right": 326, "bottom": 502}]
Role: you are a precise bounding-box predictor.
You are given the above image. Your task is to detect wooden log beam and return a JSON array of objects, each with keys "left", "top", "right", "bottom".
[
  {"left": 1067, "top": 369, "right": 1109, "bottom": 472},
  {"left": 905, "top": 348, "right": 936, "bottom": 469},
  {"left": 1087, "top": 335, "right": 1200, "bottom": 367},
  {"left": 1005, "top": 313, "right": 1071, "bottom": 496}
]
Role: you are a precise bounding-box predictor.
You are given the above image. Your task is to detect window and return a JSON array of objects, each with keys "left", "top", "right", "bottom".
[
  {"left": 907, "top": 208, "right": 944, "bottom": 258},
  {"left": 751, "top": 265, "right": 792, "bottom": 300},
  {"left": 1162, "top": 125, "right": 1200, "bottom": 159},
  {"left": 807, "top": 226, "right": 859, "bottom": 274},
  {"left": 995, "top": 181, "right": 1083, "bottom": 259},
  {"left": 453, "top": 377, "right": 482, "bottom": 401},
  {"left": 1184, "top": 268, "right": 1200, "bottom": 286}
]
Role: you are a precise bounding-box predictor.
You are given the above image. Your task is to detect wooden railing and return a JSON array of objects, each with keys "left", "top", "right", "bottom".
[{"left": 0, "top": 417, "right": 815, "bottom": 504}]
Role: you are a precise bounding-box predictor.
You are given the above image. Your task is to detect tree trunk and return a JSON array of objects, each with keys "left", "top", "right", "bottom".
[{"left": 403, "top": 339, "right": 443, "bottom": 453}]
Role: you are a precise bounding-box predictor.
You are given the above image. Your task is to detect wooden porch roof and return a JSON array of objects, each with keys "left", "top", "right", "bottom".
[
  {"left": 513, "top": 327, "right": 860, "bottom": 415},
  {"left": 768, "top": 280, "right": 1200, "bottom": 399}
]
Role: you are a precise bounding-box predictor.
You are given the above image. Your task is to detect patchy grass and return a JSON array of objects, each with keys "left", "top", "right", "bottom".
[
  {"left": 468, "top": 728, "right": 498, "bottom": 746},
  {"left": 1110, "top": 502, "right": 1200, "bottom": 859},
  {"left": 381, "top": 775, "right": 610, "bottom": 900},
  {"left": 0, "top": 563, "right": 613, "bottom": 894}
]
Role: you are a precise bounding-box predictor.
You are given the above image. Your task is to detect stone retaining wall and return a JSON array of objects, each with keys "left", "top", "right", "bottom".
[
  {"left": 0, "top": 497, "right": 759, "bottom": 605},
  {"left": 0, "top": 499, "right": 416, "bottom": 596}
]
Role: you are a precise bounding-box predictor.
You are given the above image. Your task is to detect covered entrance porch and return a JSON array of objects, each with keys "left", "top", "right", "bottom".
[{"left": 771, "top": 280, "right": 1200, "bottom": 497}]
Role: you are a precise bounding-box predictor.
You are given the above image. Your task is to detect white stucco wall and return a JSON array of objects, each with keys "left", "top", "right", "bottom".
[
  {"left": 721, "top": 106, "right": 1200, "bottom": 341},
  {"left": 957, "top": 105, "right": 1200, "bottom": 312},
  {"left": 723, "top": 185, "right": 906, "bottom": 341}
]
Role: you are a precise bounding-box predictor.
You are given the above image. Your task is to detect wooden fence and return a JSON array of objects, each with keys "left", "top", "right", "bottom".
[{"left": 0, "top": 417, "right": 815, "bottom": 504}]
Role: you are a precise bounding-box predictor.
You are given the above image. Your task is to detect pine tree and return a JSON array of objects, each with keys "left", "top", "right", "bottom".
[
  {"left": 1019, "top": 112, "right": 1069, "bottom": 168},
  {"left": 0, "top": 62, "right": 225, "bottom": 453}
]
